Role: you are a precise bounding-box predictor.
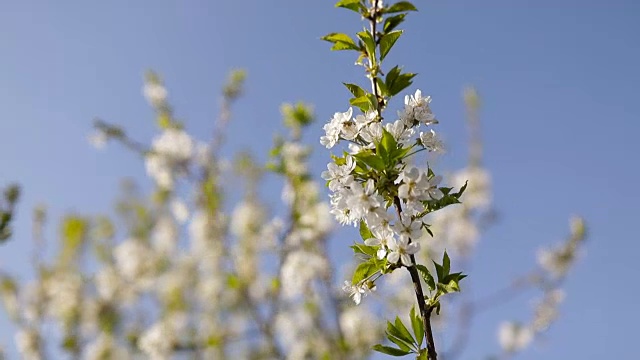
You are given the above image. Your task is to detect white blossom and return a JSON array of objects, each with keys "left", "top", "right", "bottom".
[
  {"left": 342, "top": 281, "right": 376, "bottom": 305},
  {"left": 385, "top": 119, "right": 415, "bottom": 146},
  {"left": 364, "top": 227, "right": 395, "bottom": 260},
  {"left": 321, "top": 155, "right": 355, "bottom": 192},
  {"left": 392, "top": 216, "right": 423, "bottom": 241},
  {"left": 360, "top": 121, "right": 383, "bottom": 146},
  {"left": 387, "top": 235, "right": 420, "bottom": 266},
  {"left": 420, "top": 129, "right": 444, "bottom": 153},
  {"left": 398, "top": 89, "right": 437, "bottom": 126},
  {"left": 320, "top": 108, "right": 353, "bottom": 149},
  {"left": 345, "top": 179, "right": 383, "bottom": 221},
  {"left": 354, "top": 110, "right": 377, "bottom": 129}
]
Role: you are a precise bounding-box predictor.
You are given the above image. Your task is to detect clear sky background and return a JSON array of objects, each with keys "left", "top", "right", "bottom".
[{"left": 1, "top": 0, "right": 639, "bottom": 359}]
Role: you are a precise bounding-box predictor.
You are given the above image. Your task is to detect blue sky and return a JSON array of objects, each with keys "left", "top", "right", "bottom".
[{"left": 1, "top": 0, "right": 639, "bottom": 359}]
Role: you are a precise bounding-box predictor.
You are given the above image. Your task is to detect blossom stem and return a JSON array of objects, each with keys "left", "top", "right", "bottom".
[
  {"left": 368, "top": 1, "right": 384, "bottom": 119},
  {"left": 394, "top": 196, "right": 438, "bottom": 359},
  {"left": 405, "top": 147, "right": 428, "bottom": 159}
]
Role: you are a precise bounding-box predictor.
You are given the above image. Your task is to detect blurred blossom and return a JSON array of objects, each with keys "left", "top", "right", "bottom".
[
  {"left": 152, "top": 216, "right": 178, "bottom": 254},
  {"left": 114, "top": 239, "right": 156, "bottom": 289},
  {"left": 230, "top": 201, "right": 265, "bottom": 238},
  {"left": 95, "top": 266, "right": 120, "bottom": 301},
  {"left": 145, "top": 129, "right": 194, "bottom": 189},
  {"left": 532, "top": 289, "right": 565, "bottom": 332},
  {"left": 170, "top": 199, "right": 189, "bottom": 224},
  {"left": 498, "top": 322, "right": 533, "bottom": 353},
  {"left": 143, "top": 82, "right": 168, "bottom": 107},
  {"left": 84, "top": 333, "right": 131, "bottom": 360},
  {"left": 281, "top": 250, "right": 328, "bottom": 299},
  {"left": 340, "top": 306, "right": 381, "bottom": 351},
  {"left": 87, "top": 130, "right": 108, "bottom": 150},
  {"left": 451, "top": 166, "right": 492, "bottom": 210},
  {"left": 44, "top": 271, "right": 82, "bottom": 322},
  {"left": 138, "top": 321, "right": 174, "bottom": 360},
  {"left": 537, "top": 246, "right": 571, "bottom": 278},
  {"left": 195, "top": 142, "right": 212, "bottom": 166},
  {"left": 15, "top": 328, "right": 41, "bottom": 360},
  {"left": 282, "top": 143, "right": 310, "bottom": 176}
]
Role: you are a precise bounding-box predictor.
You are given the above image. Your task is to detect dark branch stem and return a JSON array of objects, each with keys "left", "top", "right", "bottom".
[
  {"left": 369, "top": 1, "right": 384, "bottom": 118},
  {"left": 394, "top": 197, "right": 438, "bottom": 359}
]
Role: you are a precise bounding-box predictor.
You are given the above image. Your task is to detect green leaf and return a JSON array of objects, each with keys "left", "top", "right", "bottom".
[
  {"left": 335, "top": 0, "right": 364, "bottom": 12},
  {"left": 416, "top": 264, "right": 436, "bottom": 291},
  {"left": 386, "top": 66, "right": 402, "bottom": 87},
  {"left": 354, "top": 152, "right": 386, "bottom": 171},
  {"left": 410, "top": 306, "right": 425, "bottom": 347},
  {"left": 343, "top": 83, "right": 367, "bottom": 98},
  {"left": 350, "top": 95, "right": 373, "bottom": 112},
  {"left": 352, "top": 261, "right": 376, "bottom": 284},
  {"left": 384, "top": 13, "right": 406, "bottom": 33},
  {"left": 386, "top": 321, "right": 415, "bottom": 348},
  {"left": 350, "top": 243, "right": 377, "bottom": 257},
  {"left": 433, "top": 261, "right": 444, "bottom": 283},
  {"left": 387, "top": 334, "right": 413, "bottom": 352},
  {"left": 386, "top": 1, "right": 418, "bottom": 13},
  {"left": 455, "top": 180, "right": 468, "bottom": 197},
  {"left": 417, "top": 349, "right": 429, "bottom": 360},
  {"left": 442, "top": 272, "right": 467, "bottom": 293},
  {"left": 380, "top": 30, "right": 403, "bottom": 61},
  {"left": 359, "top": 220, "right": 373, "bottom": 241},
  {"left": 387, "top": 72, "right": 417, "bottom": 97},
  {"left": 372, "top": 344, "right": 411, "bottom": 356},
  {"left": 444, "top": 279, "right": 461, "bottom": 293},
  {"left": 384, "top": 66, "right": 417, "bottom": 97},
  {"left": 321, "top": 32, "right": 360, "bottom": 51},
  {"left": 380, "top": 128, "right": 398, "bottom": 155},
  {"left": 443, "top": 250, "right": 451, "bottom": 277},
  {"left": 357, "top": 30, "right": 377, "bottom": 61},
  {"left": 390, "top": 145, "right": 412, "bottom": 163},
  {"left": 394, "top": 317, "right": 416, "bottom": 347},
  {"left": 376, "top": 77, "right": 388, "bottom": 97}
]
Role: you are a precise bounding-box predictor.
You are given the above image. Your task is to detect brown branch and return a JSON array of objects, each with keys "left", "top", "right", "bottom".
[{"left": 394, "top": 196, "right": 437, "bottom": 359}]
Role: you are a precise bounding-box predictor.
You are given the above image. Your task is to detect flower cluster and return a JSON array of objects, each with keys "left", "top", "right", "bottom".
[{"left": 321, "top": 89, "right": 454, "bottom": 283}]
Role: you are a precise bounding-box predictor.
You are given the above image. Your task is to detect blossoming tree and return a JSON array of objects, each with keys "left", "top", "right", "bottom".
[{"left": 0, "top": 1, "right": 585, "bottom": 359}]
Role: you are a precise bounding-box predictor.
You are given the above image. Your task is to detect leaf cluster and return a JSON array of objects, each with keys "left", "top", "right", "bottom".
[
  {"left": 0, "top": 184, "right": 20, "bottom": 242},
  {"left": 322, "top": 0, "right": 419, "bottom": 113},
  {"left": 416, "top": 251, "right": 467, "bottom": 314},
  {"left": 373, "top": 306, "right": 428, "bottom": 359}
]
